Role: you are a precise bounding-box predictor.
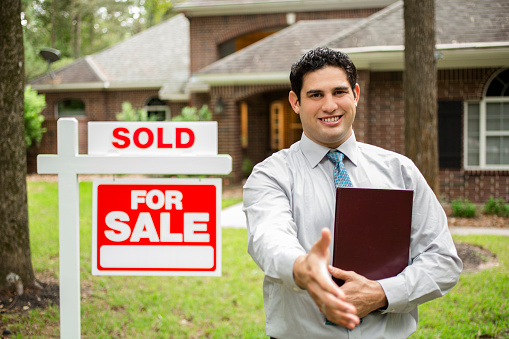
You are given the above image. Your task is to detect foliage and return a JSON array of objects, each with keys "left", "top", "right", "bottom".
[
  {"left": 484, "top": 197, "right": 509, "bottom": 217},
  {"left": 451, "top": 198, "right": 477, "bottom": 218},
  {"left": 171, "top": 105, "right": 212, "bottom": 122},
  {"left": 116, "top": 101, "right": 158, "bottom": 121},
  {"left": 243, "top": 157, "right": 254, "bottom": 177},
  {"left": 24, "top": 86, "right": 47, "bottom": 149},
  {"left": 21, "top": 0, "right": 178, "bottom": 80}
]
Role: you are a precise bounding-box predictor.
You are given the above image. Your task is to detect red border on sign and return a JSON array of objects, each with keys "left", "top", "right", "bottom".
[{"left": 95, "top": 184, "right": 217, "bottom": 272}]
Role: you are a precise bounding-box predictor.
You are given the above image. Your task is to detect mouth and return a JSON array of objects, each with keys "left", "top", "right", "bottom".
[{"left": 319, "top": 115, "right": 342, "bottom": 123}]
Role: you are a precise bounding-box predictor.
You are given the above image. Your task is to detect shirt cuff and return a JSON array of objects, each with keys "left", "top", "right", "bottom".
[
  {"left": 279, "top": 248, "right": 307, "bottom": 292},
  {"left": 377, "top": 275, "right": 409, "bottom": 313}
]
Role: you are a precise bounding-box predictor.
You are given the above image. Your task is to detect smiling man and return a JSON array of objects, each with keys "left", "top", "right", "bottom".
[{"left": 243, "top": 47, "right": 462, "bottom": 339}]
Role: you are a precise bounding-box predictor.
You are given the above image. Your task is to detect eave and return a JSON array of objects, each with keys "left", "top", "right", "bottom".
[{"left": 175, "top": 0, "right": 395, "bottom": 17}]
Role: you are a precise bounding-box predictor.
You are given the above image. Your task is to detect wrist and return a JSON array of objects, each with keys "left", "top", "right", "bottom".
[{"left": 293, "top": 254, "right": 308, "bottom": 289}]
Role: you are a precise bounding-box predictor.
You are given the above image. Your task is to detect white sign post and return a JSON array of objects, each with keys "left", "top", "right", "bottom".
[{"left": 37, "top": 118, "right": 232, "bottom": 338}]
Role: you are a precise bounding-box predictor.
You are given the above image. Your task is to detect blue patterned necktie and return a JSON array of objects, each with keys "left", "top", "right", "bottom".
[{"left": 326, "top": 150, "right": 353, "bottom": 188}]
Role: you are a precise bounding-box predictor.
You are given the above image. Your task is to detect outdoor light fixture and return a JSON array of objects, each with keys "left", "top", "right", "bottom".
[
  {"left": 39, "top": 48, "right": 61, "bottom": 79},
  {"left": 215, "top": 97, "right": 225, "bottom": 115}
]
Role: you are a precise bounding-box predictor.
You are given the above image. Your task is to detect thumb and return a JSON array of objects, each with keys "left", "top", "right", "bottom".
[
  {"left": 328, "top": 265, "right": 351, "bottom": 280},
  {"left": 313, "top": 228, "right": 331, "bottom": 256}
]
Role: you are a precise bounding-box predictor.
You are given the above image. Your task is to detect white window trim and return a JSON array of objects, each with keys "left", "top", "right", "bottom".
[
  {"left": 464, "top": 97, "right": 509, "bottom": 170},
  {"left": 144, "top": 104, "right": 171, "bottom": 121}
]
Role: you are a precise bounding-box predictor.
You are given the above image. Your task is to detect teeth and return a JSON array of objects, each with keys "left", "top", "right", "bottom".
[{"left": 322, "top": 117, "right": 340, "bottom": 122}]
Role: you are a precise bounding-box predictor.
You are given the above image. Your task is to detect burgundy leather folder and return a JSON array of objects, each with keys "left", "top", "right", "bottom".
[{"left": 332, "top": 187, "right": 413, "bottom": 286}]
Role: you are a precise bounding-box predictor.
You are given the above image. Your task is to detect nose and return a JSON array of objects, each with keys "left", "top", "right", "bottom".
[{"left": 322, "top": 93, "right": 338, "bottom": 113}]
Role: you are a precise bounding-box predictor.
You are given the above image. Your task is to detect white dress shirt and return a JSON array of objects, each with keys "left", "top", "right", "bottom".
[{"left": 243, "top": 132, "right": 462, "bottom": 339}]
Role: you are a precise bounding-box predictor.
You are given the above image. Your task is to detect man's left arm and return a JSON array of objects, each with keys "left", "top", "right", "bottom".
[
  {"left": 377, "top": 164, "right": 463, "bottom": 314},
  {"left": 330, "top": 162, "right": 463, "bottom": 315}
]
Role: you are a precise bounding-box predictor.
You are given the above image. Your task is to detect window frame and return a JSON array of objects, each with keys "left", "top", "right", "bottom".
[
  {"left": 55, "top": 98, "right": 86, "bottom": 118},
  {"left": 464, "top": 97, "right": 509, "bottom": 170}
]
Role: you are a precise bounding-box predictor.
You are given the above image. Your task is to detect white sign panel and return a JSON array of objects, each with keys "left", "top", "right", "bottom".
[
  {"left": 92, "top": 178, "right": 222, "bottom": 276},
  {"left": 88, "top": 122, "right": 218, "bottom": 155}
]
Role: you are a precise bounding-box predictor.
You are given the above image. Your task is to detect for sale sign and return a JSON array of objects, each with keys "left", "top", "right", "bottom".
[{"left": 92, "top": 178, "right": 221, "bottom": 276}]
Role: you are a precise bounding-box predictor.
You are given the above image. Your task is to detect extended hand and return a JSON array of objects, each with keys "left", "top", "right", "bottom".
[
  {"left": 293, "top": 228, "right": 360, "bottom": 329},
  {"left": 328, "top": 266, "right": 388, "bottom": 318}
]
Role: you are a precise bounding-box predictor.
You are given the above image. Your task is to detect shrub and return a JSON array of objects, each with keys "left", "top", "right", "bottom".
[
  {"left": 116, "top": 102, "right": 158, "bottom": 121},
  {"left": 171, "top": 105, "right": 211, "bottom": 121},
  {"left": 484, "top": 197, "right": 509, "bottom": 217},
  {"left": 451, "top": 198, "right": 477, "bottom": 218},
  {"left": 24, "top": 86, "right": 47, "bottom": 149}
]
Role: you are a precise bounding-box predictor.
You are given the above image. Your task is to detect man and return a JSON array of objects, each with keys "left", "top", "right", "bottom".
[{"left": 243, "top": 47, "right": 462, "bottom": 338}]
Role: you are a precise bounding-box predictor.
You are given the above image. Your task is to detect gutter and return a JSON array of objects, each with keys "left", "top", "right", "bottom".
[{"left": 175, "top": 0, "right": 395, "bottom": 17}]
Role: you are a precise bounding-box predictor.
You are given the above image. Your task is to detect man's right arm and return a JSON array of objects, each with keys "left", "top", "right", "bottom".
[{"left": 243, "top": 163, "right": 359, "bottom": 329}]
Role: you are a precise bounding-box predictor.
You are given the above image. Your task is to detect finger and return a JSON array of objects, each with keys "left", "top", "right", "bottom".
[
  {"left": 324, "top": 303, "right": 360, "bottom": 329},
  {"left": 313, "top": 282, "right": 355, "bottom": 314},
  {"left": 328, "top": 265, "right": 351, "bottom": 280},
  {"left": 312, "top": 228, "right": 331, "bottom": 256}
]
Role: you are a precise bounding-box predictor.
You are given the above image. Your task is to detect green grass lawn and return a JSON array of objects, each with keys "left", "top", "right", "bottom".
[{"left": 1, "top": 181, "right": 508, "bottom": 338}]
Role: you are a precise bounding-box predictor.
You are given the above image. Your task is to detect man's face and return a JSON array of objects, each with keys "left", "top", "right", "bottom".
[{"left": 289, "top": 66, "right": 360, "bottom": 149}]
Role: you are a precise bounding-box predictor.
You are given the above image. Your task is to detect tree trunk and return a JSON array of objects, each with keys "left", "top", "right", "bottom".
[
  {"left": 403, "top": 0, "right": 440, "bottom": 195},
  {"left": 0, "top": 0, "right": 37, "bottom": 292}
]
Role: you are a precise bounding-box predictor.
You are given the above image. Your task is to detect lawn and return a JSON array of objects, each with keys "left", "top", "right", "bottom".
[{"left": 0, "top": 181, "right": 507, "bottom": 338}]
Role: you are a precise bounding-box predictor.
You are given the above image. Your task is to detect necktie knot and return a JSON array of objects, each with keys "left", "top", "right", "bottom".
[
  {"left": 327, "top": 150, "right": 352, "bottom": 188},
  {"left": 326, "top": 150, "right": 345, "bottom": 165}
]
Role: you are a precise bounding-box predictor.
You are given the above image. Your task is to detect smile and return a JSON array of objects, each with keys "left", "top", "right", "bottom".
[{"left": 320, "top": 116, "right": 341, "bottom": 122}]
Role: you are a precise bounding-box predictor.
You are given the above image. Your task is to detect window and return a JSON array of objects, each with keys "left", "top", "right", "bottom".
[
  {"left": 144, "top": 97, "right": 170, "bottom": 121},
  {"left": 465, "top": 69, "right": 509, "bottom": 169},
  {"left": 57, "top": 99, "right": 85, "bottom": 117}
]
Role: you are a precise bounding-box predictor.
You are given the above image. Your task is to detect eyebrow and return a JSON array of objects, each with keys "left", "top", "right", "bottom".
[{"left": 305, "top": 86, "right": 350, "bottom": 96}]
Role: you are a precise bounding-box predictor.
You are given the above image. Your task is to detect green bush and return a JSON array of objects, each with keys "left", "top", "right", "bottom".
[
  {"left": 451, "top": 198, "right": 477, "bottom": 218},
  {"left": 24, "top": 86, "right": 47, "bottom": 149},
  {"left": 484, "top": 197, "right": 509, "bottom": 217},
  {"left": 116, "top": 102, "right": 158, "bottom": 121},
  {"left": 171, "top": 105, "right": 212, "bottom": 121}
]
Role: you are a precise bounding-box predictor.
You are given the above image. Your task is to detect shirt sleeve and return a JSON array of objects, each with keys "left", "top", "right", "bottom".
[
  {"left": 243, "top": 159, "right": 307, "bottom": 291},
  {"left": 378, "top": 162, "right": 463, "bottom": 314}
]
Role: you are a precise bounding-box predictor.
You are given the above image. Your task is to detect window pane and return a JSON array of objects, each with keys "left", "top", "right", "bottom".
[
  {"left": 467, "top": 103, "right": 480, "bottom": 166},
  {"left": 486, "top": 136, "right": 509, "bottom": 165},
  {"left": 58, "top": 99, "right": 85, "bottom": 117},
  {"left": 504, "top": 103, "right": 509, "bottom": 130},
  {"left": 486, "top": 103, "right": 501, "bottom": 131}
]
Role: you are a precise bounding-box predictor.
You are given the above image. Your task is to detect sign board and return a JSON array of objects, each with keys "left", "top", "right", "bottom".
[
  {"left": 92, "top": 178, "right": 221, "bottom": 276},
  {"left": 88, "top": 122, "right": 218, "bottom": 155}
]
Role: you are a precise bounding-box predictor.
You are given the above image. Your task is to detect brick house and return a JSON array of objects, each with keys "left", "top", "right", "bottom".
[
  {"left": 29, "top": 14, "right": 190, "bottom": 169},
  {"left": 177, "top": 0, "right": 509, "bottom": 202},
  {"left": 30, "top": 0, "right": 509, "bottom": 202}
]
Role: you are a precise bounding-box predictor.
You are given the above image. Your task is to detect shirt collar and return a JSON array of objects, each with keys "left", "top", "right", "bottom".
[{"left": 300, "top": 131, "right": 359, "bottom": 168}]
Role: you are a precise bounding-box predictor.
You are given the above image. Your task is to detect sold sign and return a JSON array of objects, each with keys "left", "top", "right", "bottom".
[
  {"left": 88, "top": 122, "right": 218, "bottom": 155},
  {"left": 92, "top": 178, "right": 221, "bottom": 276}
]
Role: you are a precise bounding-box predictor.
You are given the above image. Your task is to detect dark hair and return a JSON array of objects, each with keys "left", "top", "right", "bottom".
[{"left": 290, "top": 47, "right": 357, "bottom": 102}]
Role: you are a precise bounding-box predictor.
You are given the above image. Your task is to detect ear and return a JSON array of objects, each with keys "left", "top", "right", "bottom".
[
  {"left": 353, "top": 84, "right": 360, "bottom": 107},
  {"left": 289, "top": 91, "right": 300, "bottom": 114}
]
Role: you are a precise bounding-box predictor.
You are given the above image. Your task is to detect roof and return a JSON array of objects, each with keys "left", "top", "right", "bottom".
[
  {"left": 326, "top": 0, "right": 509, "bottom": 48},
  {"left": 30, "top": 14, "right": 189, "bottom": 100},
  {"left": 193, "top": 0, "right": 509, "bottom": 87},
  {"left": 175, "top": 0, "right": 397, "bottom": 16}
]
